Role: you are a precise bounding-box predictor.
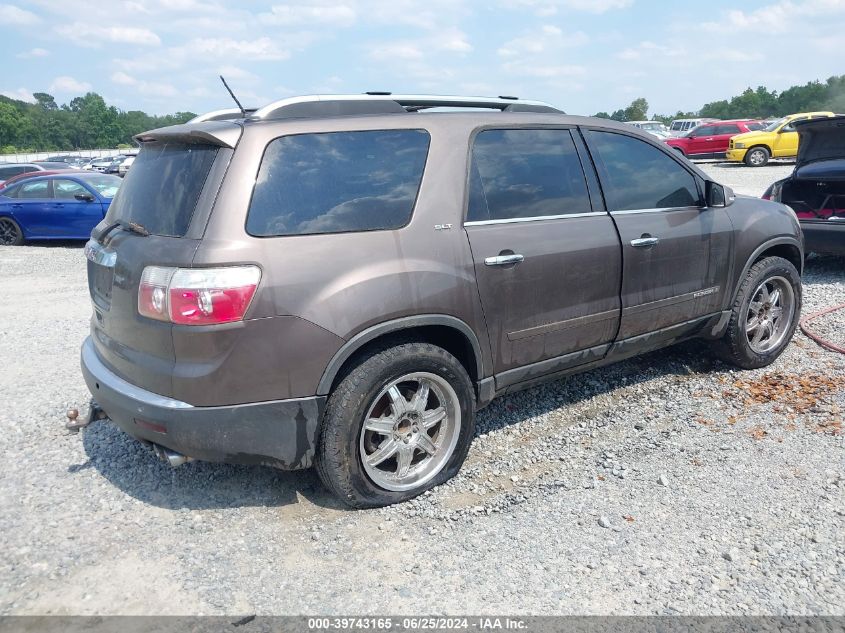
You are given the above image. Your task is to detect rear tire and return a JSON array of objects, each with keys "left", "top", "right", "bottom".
[
  {"left": 0, "top": 217, "right": 23, "bottom": 246},
  {"left": 315, "top": 342, "right": 475, "bottom": 508},
  {"left": 712, "top": 256, "right": 801, "bottom": 369},
  {"left": 744, "top": 146, "right": 770, "bottom": 167}
]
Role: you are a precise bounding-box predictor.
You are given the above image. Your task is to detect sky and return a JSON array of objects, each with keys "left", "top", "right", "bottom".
[{"left": 1, "top": 0, "right": 844, "bottom": 117}]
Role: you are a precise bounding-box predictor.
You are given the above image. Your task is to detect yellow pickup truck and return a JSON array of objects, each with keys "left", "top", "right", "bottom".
[{"left": 726, "top": 111, "right": 835, "bottom": 166}]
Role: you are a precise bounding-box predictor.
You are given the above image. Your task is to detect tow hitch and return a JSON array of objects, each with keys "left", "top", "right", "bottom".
[{"left": 66, "top": 402, "right": 106, "bottom": 433}]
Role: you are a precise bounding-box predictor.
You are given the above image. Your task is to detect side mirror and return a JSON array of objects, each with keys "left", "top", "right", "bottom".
[
  {"left": 705, "top": 181, "right": 735, "bottom": 208},
  {"left": 74, "top": 192, "right": 95, "bottom": 202}
]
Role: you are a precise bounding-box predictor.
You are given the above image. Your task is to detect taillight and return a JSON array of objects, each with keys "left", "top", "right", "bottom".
[{"left": 138, "top": 265, "right": 261, "bottom": 325}]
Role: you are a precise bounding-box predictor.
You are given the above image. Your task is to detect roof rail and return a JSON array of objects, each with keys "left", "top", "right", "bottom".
[
  {"left": 249, "top": 94, "right": 562, "bottom": 121},
  {"left": 188, "top": 108, "right": 257, "bottom": 123}
]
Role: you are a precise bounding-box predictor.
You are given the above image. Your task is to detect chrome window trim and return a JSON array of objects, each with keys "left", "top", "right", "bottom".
[
  {"left": 464, "top": 211, "right": 607, "bottom": 227},
  {"left": 609, "top": 205, "right": 702, "bottom": 216}
]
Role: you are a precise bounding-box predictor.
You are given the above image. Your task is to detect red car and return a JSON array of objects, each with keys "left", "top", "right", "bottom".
[
  {"left": 0, "top": 168, "right": 77, "bottom": 191},
  {"left": 665, "top": 119, "right": 766, "bottom": 159}
]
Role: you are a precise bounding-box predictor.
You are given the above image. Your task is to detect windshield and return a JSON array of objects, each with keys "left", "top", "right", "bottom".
[
  {"left": 105, "top": 142, "right": 219, "bottom": 237},
  {"left": 83, "top": 174, "right": 122, "bottom": 198},
  {"left": 764, "top": 117, "right": 787, "bottom": 132}
]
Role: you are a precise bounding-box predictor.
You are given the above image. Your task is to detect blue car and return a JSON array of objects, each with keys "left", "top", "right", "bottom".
[{"left": 0, "top": 173, "right": 122, "bottom": 245}]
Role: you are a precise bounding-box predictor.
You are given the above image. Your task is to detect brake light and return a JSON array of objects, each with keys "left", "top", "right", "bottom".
[{"left": 138, "top": 265, "right": 261, "bottom": 325}]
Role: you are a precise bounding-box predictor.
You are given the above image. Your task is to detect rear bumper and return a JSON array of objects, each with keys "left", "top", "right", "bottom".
[
  {"left": 80, "top": 336, "right": 325, "bottom": 469},
  {"left": 801, "top": 221, "right": 845, "bottom": 256}
]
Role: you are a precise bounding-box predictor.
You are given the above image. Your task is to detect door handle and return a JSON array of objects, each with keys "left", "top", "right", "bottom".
[
  {"left": 630, "top": 236, "right": 659, "bottom": 248},
  {"left": 485, "top": 253, "right": 525, "bottom": 266}
]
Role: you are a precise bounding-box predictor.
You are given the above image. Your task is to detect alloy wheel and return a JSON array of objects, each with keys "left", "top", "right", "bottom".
[
  {"left": 744, "top": 276, "right": 795, "bottom": 354},
  {"left": 359, "top": 372, "right": 461, "bottom": 492},
  {"left": 0, "top": 218, "right": 20, "bottom": 246}
]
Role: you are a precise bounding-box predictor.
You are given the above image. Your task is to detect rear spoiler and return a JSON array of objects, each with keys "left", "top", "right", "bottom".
[{"left": 133, "top": 120, "right": 242, "bottom": 149}]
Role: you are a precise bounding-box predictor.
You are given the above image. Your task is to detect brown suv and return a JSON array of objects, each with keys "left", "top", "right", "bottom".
[{"left": 81, "top": 94, "right": 804, "bottom": 508}]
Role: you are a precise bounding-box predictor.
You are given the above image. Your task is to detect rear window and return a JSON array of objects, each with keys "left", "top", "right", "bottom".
[
  {"left": 105, "top": 142, "right": 218, "bottom": 237},
  {"left": 246, "top": 129, "right": 430, "bottom": 237}
]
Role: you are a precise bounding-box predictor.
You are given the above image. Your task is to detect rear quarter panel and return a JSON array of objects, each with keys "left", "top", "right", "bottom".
[{"left": 192, "top": 117, "right": 490, "bottom": 400}]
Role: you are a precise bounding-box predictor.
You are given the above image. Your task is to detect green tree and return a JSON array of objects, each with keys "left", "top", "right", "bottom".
[{"left": 624, "top": 97, "right": 649, "bottom": 121}]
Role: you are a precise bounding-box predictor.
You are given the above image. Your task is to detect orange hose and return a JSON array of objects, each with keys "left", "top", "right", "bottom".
[{"left": 799, "top": 303, "right": 845, "bottom": 354}]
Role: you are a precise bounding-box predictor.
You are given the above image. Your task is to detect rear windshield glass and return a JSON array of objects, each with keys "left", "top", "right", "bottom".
[
  {"left": 246, "top": 130, "right": 430, "bottom": 237},
  {"left": 105, "top": 142, "right": 218, "bottom": 237}
]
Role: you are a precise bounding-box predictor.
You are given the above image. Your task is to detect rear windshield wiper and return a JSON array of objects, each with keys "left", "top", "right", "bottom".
[
  {"left": 96, "top": 219, "right": 150, "bottom": 242},
  {"left": 122, "top": 220, "right": 150, "bottom": 237}
]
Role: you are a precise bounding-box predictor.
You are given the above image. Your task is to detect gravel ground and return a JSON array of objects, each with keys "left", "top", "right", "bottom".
[{"left": 0, "top": 163, "right": 842, "bottom": 616}]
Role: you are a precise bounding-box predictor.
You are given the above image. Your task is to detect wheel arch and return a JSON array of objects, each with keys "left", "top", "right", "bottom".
[
  {"left": 731, "top": 237, "right": 803, "bottom": 305},
  {"left": 317, "top": 315, "right": 486, "bottom": 397}
]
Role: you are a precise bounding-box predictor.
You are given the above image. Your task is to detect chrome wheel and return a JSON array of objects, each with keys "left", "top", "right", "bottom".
[
  {"left": 359, "top": 372, "right": 461, "bottom": 492},
  {"left": 748, "top": 149, "right": 767, "bottom": 166},
  {"left": 744, "top": 276, "right": 795, "bottom": 354},
  {"left": 0, "top": 218, "right": 20, "bottom": 246}
]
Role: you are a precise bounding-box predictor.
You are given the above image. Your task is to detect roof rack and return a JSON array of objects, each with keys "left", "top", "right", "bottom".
[
  {"left": 248, "top": 94, "right": 562, "bottom": 121},
  {"left": 188, "top": 107, "right": 257, "bottom": 123}
]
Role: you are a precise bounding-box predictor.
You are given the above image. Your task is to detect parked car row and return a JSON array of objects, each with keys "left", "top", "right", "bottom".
[
  {"left": 665, "top": 119, "right": 766, "bottom": 159},
  {"left": 661, "top": 111, "right": 836, "bottom": 166},
  {"left": 0, "top": 152, "right": 139, "bottom": 186},
  {"left": 0, "top": 172, "right": 122, "bottom": 244}
]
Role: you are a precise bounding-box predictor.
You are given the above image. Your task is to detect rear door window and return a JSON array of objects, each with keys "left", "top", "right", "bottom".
[
  {"left": 105, "top": 142, "right": 219, "bottom": 237},
  {"left": 18, "top": 180, "right": 51, "bottom": 199},
  {"left": 467, "top": 128, "right": 592, "bottom": 222},
  {"left": 247, "top": 130, "right": 430, "bottom": 237},
  {"left": 586, "top": 130, "right": 700, "bottom": 211},
  {"left": 715, "top": 124, "right": 741, "bottom": 135}
]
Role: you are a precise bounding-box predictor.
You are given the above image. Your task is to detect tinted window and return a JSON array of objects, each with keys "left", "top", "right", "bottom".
[
  {"left": 18, "top": 180, "right": 51, "bottom": 199},
  {"left": 53, "top": 179, "right": 88, "bottom": 199},
  {"left": 467, "top": 129, "right": 591, "bottom": 222},
  {"left": 587, "top": 130, "right": 699, "bottom": 211},
  {"left": 715, "top": 124, "right": 741, "bottom": 135},
  {"left": 105, "top": 142, "right": 218, "bottom": 237},
  {"left": 747, "top": 122, "right": 765, "bottom": 131},
  {"left": 247, "top": 130, "right": 430, "bottom": 237},
  {"left": 0, "top": 166, "right": 27, "bottom": 179}
]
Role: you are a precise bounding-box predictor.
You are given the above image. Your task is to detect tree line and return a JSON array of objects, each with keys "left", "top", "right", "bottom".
[
  {"left": 0, "top": 92, "right": 195, "bottom": 154},
  {"left": 595, "top": 74, "right": 845, "bottom": 123},
  {"left": 1, "top": 74, "right": 844, "bottom": 153}
]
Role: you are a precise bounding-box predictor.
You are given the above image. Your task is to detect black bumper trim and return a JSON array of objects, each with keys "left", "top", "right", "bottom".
[{"left": 80, "top": 337, "right": 325, "bottom": 469}]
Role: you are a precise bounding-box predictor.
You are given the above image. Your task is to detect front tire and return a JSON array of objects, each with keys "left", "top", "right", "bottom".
[
  {"left": 315, "top": 342, "right": 475, "bottom": 508},
  {"left": 0, "top": 217, "right": 24, "bottom": 246},
  {"left": 713, "top": 256, "right": 801, "bottom": 369},
  {"left": 744, "top": 146, "right": 770, "bottom": 167}
]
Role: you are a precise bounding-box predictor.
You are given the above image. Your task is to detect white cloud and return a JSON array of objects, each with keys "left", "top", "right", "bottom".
[
  {"left": 1, "top": 87, "right": 35, "bottom": 102},
  {"left": 500, "top": 0, "right": 632, "bottom": 15},
  {"left": 0, "top": 3, "right": 39, "bottom": 24},
  {"left": 367, "top": 28, "right": 472, "bottom": 61},
  {"left": 15, "top": 47, "right": 49, "bottom": 58},
  {"left": 179, "top": 37, "right": 290, "bottom": 60},
  {"left": 260, "top": 4, "right": 356, "bottom": 26},
  {"left": 111, "top": 71, "right": 137, "bottom": 85},
  {"left": 110, "top": 71, "right": 178, "bottom": 97},
  {"left": 217, "top": 65, "right": 259, "bottom": 83},
  {"left": 49, "top": 76, "right": 92, "bottom": 93},
  {"left": 55, "top": 23, "right": 161, "bottom": 47},
  {"left": 498, "top": 25, "right": 588, "bottom": 57},
  {"left": 502, "top": 61, "right": 586, "bottom": 78}
]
